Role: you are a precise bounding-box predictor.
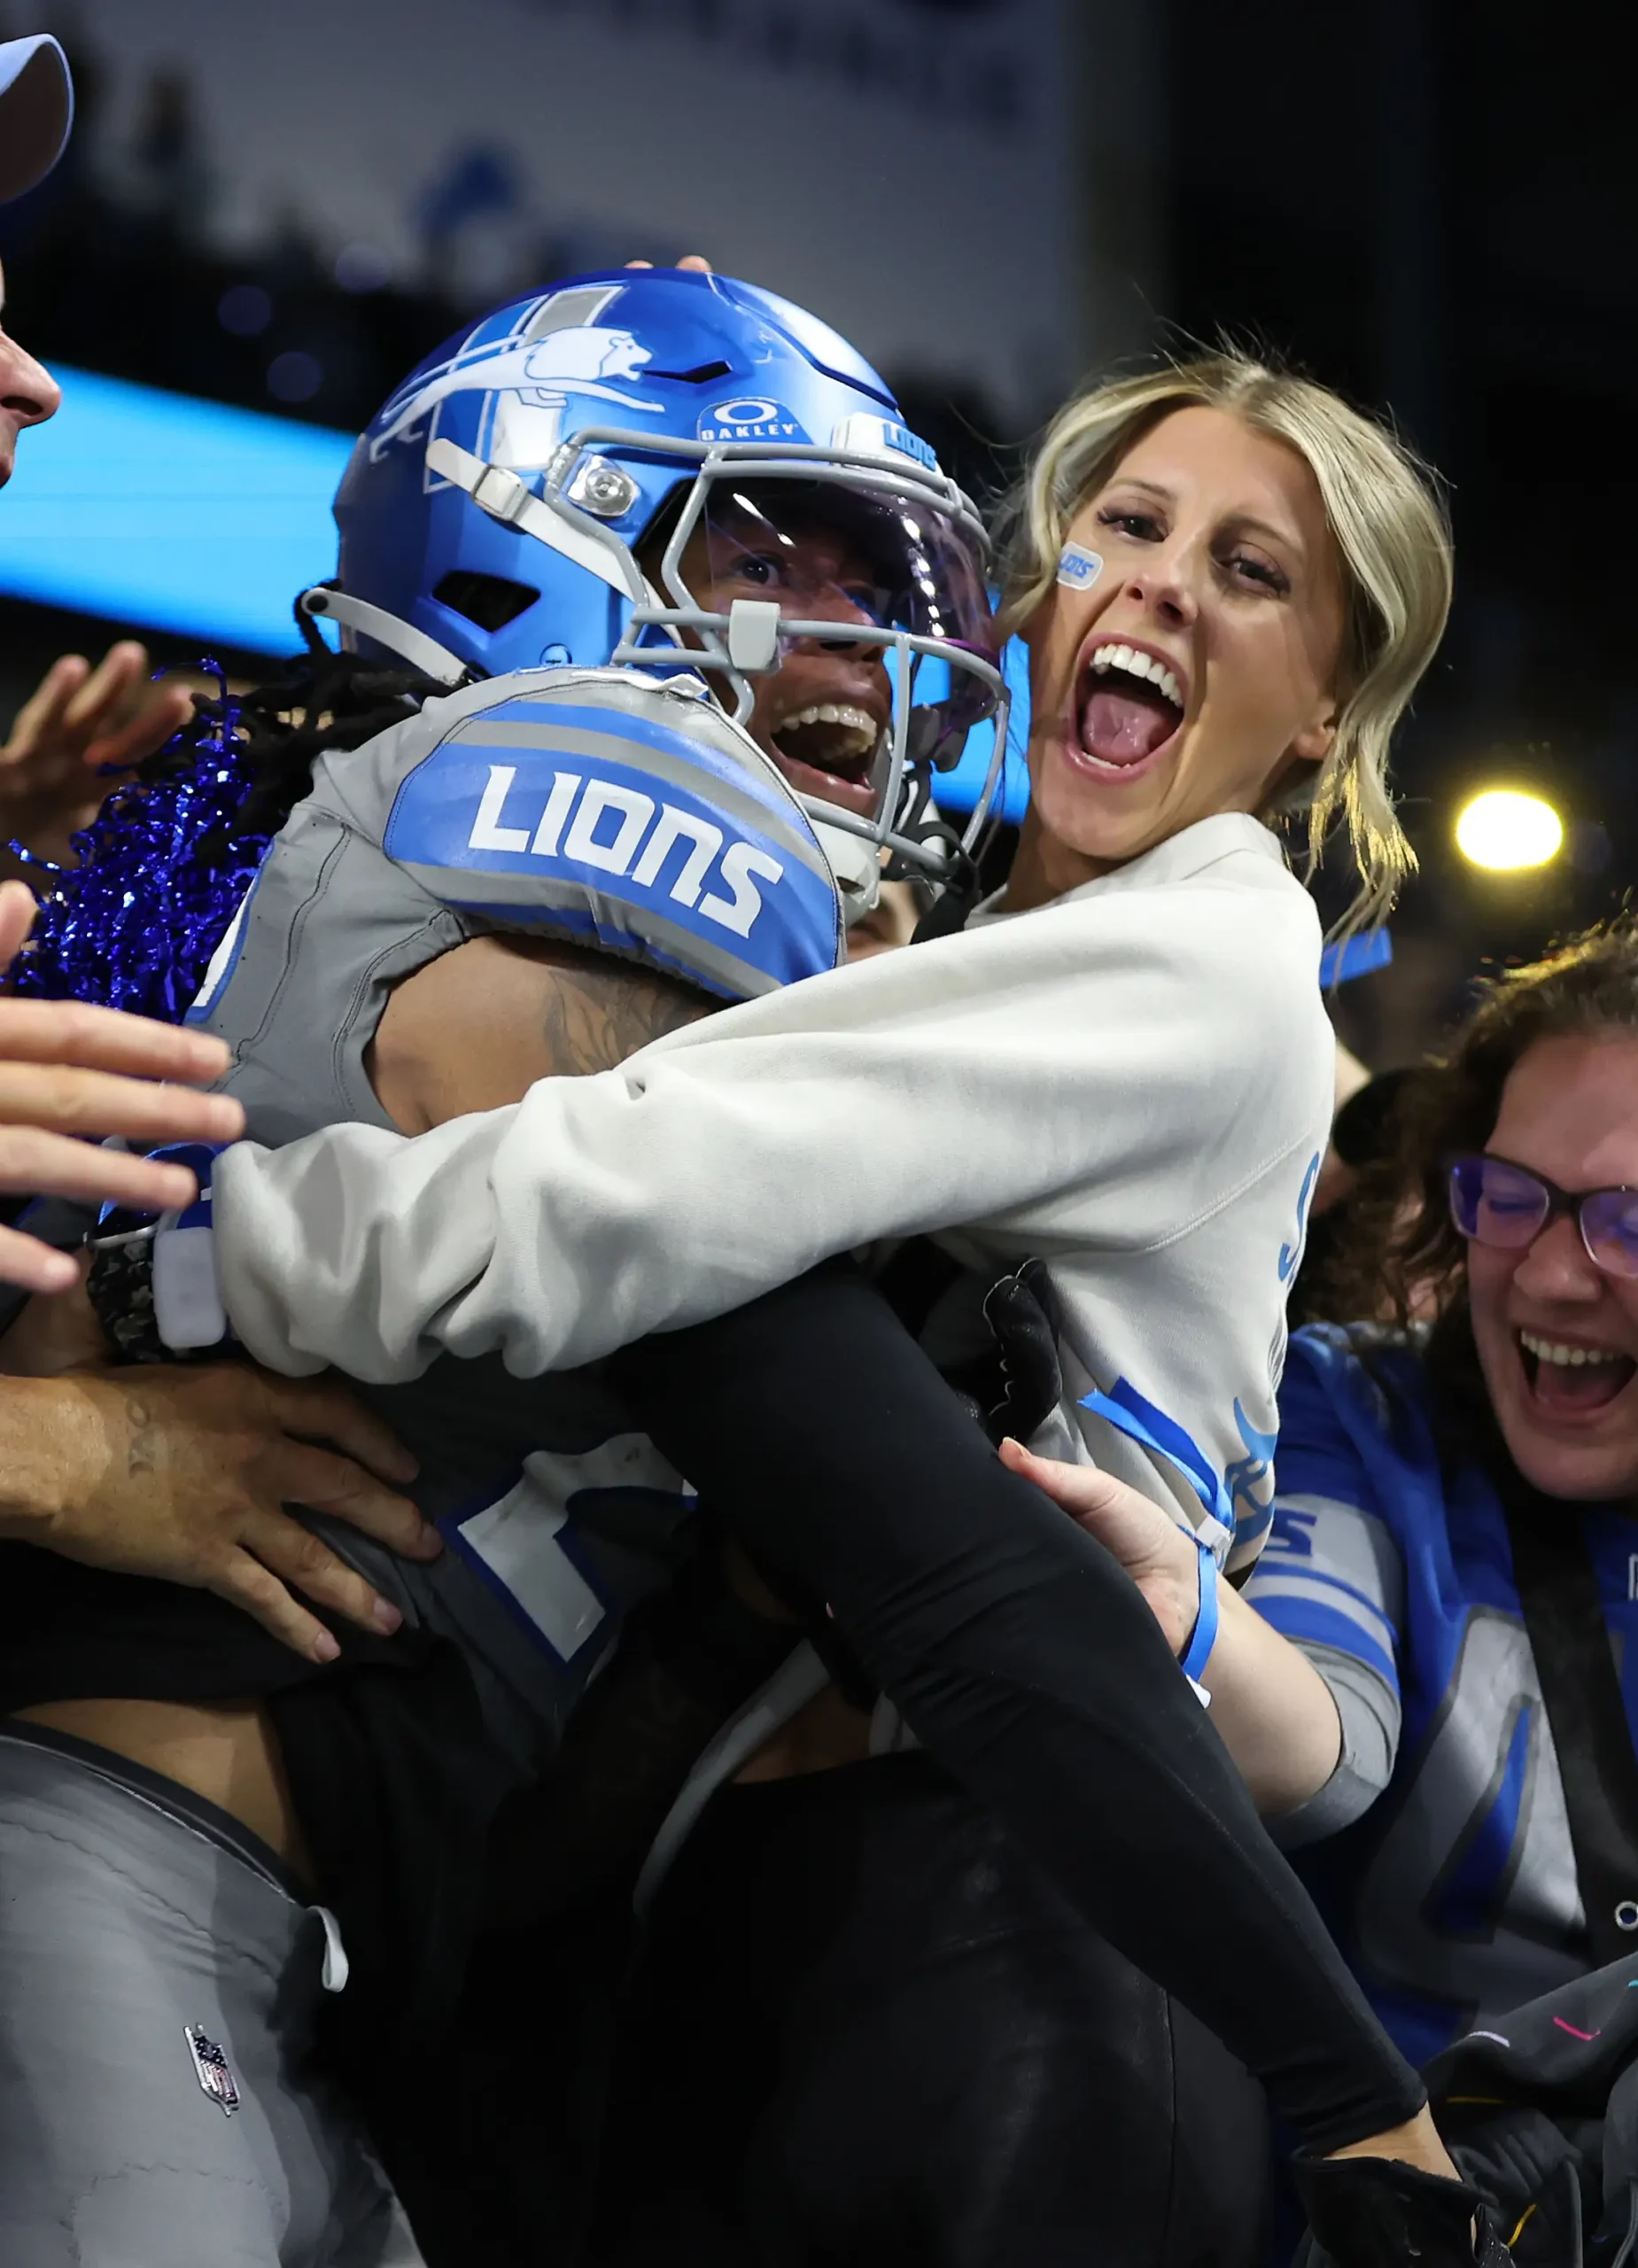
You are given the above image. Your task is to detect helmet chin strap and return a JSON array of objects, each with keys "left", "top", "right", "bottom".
[
  {"left": 299, "top": 587, "right": 471, "bottom": 687},
  {"left": 807, "top": 818, "right": 882, "bottom": 926}
]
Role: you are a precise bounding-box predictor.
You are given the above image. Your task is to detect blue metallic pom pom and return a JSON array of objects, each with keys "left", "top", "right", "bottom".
[{"left": 7, "top": 664, "right": 271, "bottom": 1021}]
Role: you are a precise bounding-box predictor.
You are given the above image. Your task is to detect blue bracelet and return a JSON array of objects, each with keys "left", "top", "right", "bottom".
[{"left": 1180, "top": 1536, "right": 1220, "bottom": 1685}]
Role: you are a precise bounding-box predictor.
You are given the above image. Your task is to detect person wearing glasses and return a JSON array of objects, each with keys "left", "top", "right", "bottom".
[{"left": 1005, "top": 915, "right": 1638, "bottom": 2252}]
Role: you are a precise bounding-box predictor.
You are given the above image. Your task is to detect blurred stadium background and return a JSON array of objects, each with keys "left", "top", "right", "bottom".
[{"left": 1, "top": 0, "right": 1627, "bottom": 1060}]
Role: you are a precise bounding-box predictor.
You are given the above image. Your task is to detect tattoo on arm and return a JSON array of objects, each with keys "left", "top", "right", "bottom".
[
  {"left": 126, "top": 1397, "right": 158, "bottom": 1479},
  {"left": 536, "top": 946, "right": 715, "bottom": 1076},
  {"left": 367, "top": 932, "right": 718, "bottom": 1130}
]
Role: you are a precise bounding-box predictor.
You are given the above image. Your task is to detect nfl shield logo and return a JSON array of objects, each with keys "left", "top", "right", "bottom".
[{"left": 185, "top": 2024, "right": 239, "bottom": 2117}]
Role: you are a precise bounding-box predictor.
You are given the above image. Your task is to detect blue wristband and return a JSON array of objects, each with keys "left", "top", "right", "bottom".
[{"left": 1179, "top": 1536, "right": 1220, "bottom": 1685}]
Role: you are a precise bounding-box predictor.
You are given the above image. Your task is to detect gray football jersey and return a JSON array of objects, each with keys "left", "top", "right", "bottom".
[{"left": 196, "top": 664, "right": 842, "bottom": 1778}]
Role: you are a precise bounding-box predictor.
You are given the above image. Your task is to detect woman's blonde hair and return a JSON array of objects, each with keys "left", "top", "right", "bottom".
[{"left": 994, "top": 350, "right": 1454, "bottom": 932}]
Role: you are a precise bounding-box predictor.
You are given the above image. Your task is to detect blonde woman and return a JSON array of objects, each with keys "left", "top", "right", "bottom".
[{"left": 64, "top": 353, "right": 1489, "bottom": 2263}]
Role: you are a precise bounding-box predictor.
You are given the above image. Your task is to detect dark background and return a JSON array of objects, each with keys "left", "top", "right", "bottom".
[{"left": 3, "top": 0, "right": 1632, "bottom": 1063}]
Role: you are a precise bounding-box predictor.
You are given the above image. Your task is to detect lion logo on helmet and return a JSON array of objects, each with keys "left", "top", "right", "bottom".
[{"left": 369, "top": 307, "right": 664, "bottom": 472}]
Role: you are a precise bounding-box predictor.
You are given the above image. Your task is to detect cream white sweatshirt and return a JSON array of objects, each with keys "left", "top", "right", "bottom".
[{"left": 213, "top": 812, "right": 1334, "bottom": 1571}]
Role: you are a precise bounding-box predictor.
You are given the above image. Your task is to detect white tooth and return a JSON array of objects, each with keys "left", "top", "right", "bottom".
[
  {"left": 1137, "top": 654, "right": 1161, "bottom": 686},
  {"left": 1160, "top": 669, "right": 1182, "bottom": 707},
  {"left": 1091, "top": 646, "right": 1117, "bottom": 672},
  {"left": 1113, "top": 644, "right": 1135, "bottom": 672},
  {"left": 1522, "top": 1332, "right": 1623, "bottom": 1365},
  {"left": 816, "top": 704, "right": 841, "bottom": 724}
]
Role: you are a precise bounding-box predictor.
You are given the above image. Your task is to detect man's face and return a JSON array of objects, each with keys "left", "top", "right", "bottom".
[
  {"left": 674, "top": 501, "right": 897, "bottom": 818},
  {"left": 0, "top": 258, "right": 62, "bottom": 488},
  {"left": 1470, "top": 1032, "right": 1638, "bottom": 1500}
]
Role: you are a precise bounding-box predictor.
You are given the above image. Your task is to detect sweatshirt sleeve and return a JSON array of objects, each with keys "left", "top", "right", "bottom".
[{"left": 214, "top": 876, "right": 1324, "bottom": 1382}]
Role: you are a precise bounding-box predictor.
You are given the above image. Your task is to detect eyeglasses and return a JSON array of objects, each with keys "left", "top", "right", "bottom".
[{"left": 1448, "top": 1153, "right": 1638, "bottom": 1281}]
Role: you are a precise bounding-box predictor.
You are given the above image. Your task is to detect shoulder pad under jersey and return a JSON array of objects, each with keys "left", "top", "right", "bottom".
[{"left": 381, "top": 667, "right": 843, "bottom": 1001}]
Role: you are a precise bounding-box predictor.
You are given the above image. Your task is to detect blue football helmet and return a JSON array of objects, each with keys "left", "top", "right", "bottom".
[{"left": 312, "top": 268, "right": 1008, "bottom": 883}]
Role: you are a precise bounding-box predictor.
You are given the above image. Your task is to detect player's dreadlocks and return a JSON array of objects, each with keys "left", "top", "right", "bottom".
[{"left": 9, "top": 612, "right": 456, "bottom": 1021}]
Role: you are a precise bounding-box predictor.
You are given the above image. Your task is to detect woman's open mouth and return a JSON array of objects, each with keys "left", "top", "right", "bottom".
[
  {"left": 1518, "top": 1329, "right": 1638, "bottom": 1418},
  {"left": 765, "top": 702, "right": 882, "bottom": 818},
  {"left": 1071, "top": 643, "right": 1185, "bottom": 781}
]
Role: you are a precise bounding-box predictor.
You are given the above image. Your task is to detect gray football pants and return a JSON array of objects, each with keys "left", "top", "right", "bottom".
[{"left": 0, "top": 1727, "right": 423, "bottom": 2267}]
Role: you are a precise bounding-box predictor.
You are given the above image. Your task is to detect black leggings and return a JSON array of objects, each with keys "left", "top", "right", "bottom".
[
  {"left": 591, "top": 1751, "right": 1270, "bottom": 2268},
  {"left": 611, "top": 1257, "right": 1423, "bottom": 2153}
]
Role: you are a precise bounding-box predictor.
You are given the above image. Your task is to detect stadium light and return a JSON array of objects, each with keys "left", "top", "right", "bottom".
[{"left": 1455, "top": 788, "right": 1564, "bottom": 872}]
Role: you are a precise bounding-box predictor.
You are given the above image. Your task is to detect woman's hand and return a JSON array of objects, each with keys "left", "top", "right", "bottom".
[
  {"left": 998, "top": 1436, "right": 1200, "bottom": 1656},
  {"left": 0, "top": 642, "right": 195, "bottom": 869},
  {"left": 1, "top": 881, "right": 244, "bottom": 1291},
  {"left": 1001, "top": 1436, "right": 1348, "bottom": 1814},
  {"left": 0, "top": 1363, "right": 441, "bottom": 1662}
]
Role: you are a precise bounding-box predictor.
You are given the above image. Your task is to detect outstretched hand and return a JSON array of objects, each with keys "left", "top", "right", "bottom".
[
  {"left": 998, "top": 1437, "right": 1202, "bottom": 1658},
  {"left": 0, "top": 642, "right": 195, "bottom": 869}
]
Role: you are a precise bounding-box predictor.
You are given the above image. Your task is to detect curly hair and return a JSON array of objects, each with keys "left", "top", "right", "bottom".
[
  {"left": 1321, "top": 916, "right": 1638, "bottom": 1435},
  {"left": 12, "top": 625, "right": 447, "bottom": 1021}
]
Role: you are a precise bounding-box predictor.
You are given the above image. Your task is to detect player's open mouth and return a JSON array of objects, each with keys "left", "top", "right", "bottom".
[
  {"left": 1069, "top": 641, "right": 1187, "bottom": 781},
  {"left": 1517, "top": 1328, "right": 1638, "bottom": 1417},
  {"left": 766, "top": 702, "right": 882, "bottom": 817}
]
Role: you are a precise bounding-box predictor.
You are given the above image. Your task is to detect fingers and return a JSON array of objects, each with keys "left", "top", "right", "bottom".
[
  {"left": 0, "top": 996, "right": 233, "bottom": 1084},
  {"left": 0, "top": 1125, "right": 203, "bottom": 1209},
  {"left": 241, "top": 1498, "right": 416, "bottom": 1645},
  {"left": 83, "top": 680, "right": 196, "bottom": 773},
  {"left": 264, "top": 1372, "right": 428, "bottom": 1499},
  {"left": 0, "top": 1060, "right": 245, "bottom": 1152},
  {"left": 998, "top": 1436, "right": 1155, "bottom": 1526},
  {"left": 266, "top": 1435, "right": 436, "bottom": 1565},
  {"left": 0, "top": 1221, "right": 82, "bottom": 1294},
  {"left": 3, "top": 653, "right": 90, "bottom": 757},
  {"left": 206, "top": 1541, "right": 345, "bottom": 1663},
  {"left": 676, "top": 253, "right": 713, "bottom": 272},
  {"left": 998, "top": 1435, "right": 1079, "bottom": 1494},
  {"left": 0, "top": 879, "right": 36, "bottom": 970},
  {"left": 59, "top": 641, "right": 146, "bottom": 740}
]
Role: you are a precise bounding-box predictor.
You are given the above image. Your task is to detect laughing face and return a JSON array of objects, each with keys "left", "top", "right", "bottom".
[
  {"left": 1470, "top": 1033, "right": 1638, "bottom": 1502},
  {"left": 672, "top": 501, "right": 896, "bottom": 819},
  {"left": 1006, "top": 404, "right": 1347, "bottom": 909}
]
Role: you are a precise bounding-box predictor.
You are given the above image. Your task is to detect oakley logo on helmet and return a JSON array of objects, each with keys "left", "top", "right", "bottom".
[
  {"left": 468, "top": 763, "right": 784, "bottom": 939},
  {"left": 698, "top": 396, "right": 807, "bottom": 442}
]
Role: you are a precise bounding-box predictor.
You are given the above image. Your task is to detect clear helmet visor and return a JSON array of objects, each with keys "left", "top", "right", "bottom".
[{"left": 628, "top": 470, "right": 1006, "bottom": 882}]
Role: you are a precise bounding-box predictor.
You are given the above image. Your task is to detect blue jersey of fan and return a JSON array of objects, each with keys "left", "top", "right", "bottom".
[{"left": 1245, "top": 1326, "right": 1638, "bottom": 2069}]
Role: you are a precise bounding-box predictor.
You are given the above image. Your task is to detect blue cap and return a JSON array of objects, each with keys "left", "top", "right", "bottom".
[{"left": 0, "top": 35, "right": 73, "bottom": 203}]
